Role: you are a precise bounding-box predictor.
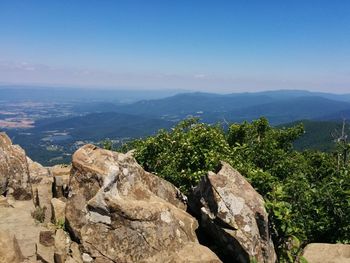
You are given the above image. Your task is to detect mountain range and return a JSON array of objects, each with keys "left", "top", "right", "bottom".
[
  {"left": 110, "top": 90, "right": 350, "bottom": 124},
  {"left": 3, "top": 88, "right": 350, "bottom": 165}
]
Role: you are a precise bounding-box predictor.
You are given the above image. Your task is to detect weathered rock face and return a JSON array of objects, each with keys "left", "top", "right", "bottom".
[
  {"left": 0, "top": 132, "right": 32, "bottom": 200},
  {"left": 0, "top": 133, "right": 280, "bottom": 262},
  {"left": 36, "top": 230, "right": 55, "bottom": 263},
  {"left": 66, "top": 144, "right": 221, "bottom": 263},
  {"left": 28, "top": 157, "right": 54, "bottom": 223},
  {"left": 51, "top": 197, "right": 66, "bottom": 224},
  {"left": 54, "top": 228, "right": 72, "bottom": 263},
  {"left": 0, "top": 230, "right": 24, "bottom": 263},
  {"left": 0, "top": 199, "right": 46, "bottom": 262},
  {"left": 51, "top": 164, "right": 71, "bottom": 198},
  {"left": 189, "top": 162, "right": 276, "bottom": 263},
  {"left": 302, "top": 243, "right": 350, "bottom": 263}
]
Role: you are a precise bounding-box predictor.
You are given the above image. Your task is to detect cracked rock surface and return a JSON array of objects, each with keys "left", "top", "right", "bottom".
[
  {"left": 189, "top": 162, "right": 276, "bottom": 263},
  {"left": 0, "top": 132, "right": 32, "bottom": 200},
  {"left": 66, "top": 144, "right": 221, "bottom": 263}
]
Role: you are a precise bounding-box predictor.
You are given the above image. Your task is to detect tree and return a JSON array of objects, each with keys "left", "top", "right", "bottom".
[
  {"left": 332, "top": 119, "right": 350, "bottom": 169},
  {"left": 119, "top": 117, "right": 350, "bottom": 262}
]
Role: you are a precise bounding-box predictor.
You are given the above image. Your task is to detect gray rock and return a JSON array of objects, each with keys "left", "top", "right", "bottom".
[
  {"left": 0, "top": 230, "right": 24, "bottom": 263},
  {"left": 51, "top": 198, "right": 66, "bottom": 224},
  {"left": 189, "top": 162, "right": 276, "bottom": 263},
  {"left": 0, "top": 200, "right": 46, "bottom": 262},
  {"left": 0, "top": 132, "right": 32, "bottom": 200},
  {"left": 65, "top": 144, "right": 222, "bottom": 263},
  {"left": 50, "top": 165, "right": 70, "bottom": 198},
  {"left": 302, "top": 243, "right": 350, "bottom": 263},
  {"left": 54, "top": 228, "right": 71, "bottom": 263},
  {"left": 28, "top": 157, "right": 53, "bottom": 223},
  {"left": 36, "top": 242, "right": 54, "bottom": 263}
]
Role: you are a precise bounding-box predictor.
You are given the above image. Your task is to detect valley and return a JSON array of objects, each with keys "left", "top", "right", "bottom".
[{"left": 1, "top": 87, "right": 349, "bottom": 166}]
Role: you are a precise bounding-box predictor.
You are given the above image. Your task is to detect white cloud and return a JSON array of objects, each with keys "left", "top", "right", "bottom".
[{"left": 194, "top": 74, "right": 206, "bottom": 79}]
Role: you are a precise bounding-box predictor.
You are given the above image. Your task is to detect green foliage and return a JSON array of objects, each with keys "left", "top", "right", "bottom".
[
  {"left": 122, "top": 118, "right": 232, "bottom": 193},
  {"left": 54, "top": 218, "right": 65, "bottom": 230},
  {"left": 102, "top": 139, "right": 113, "bottom": 150},
  {"left": 31, "top": 206, "right": 47, "bottom": 223},
  {"left": 120, "top": 117, "right": 350, "bottom": 262},
  {"left": 281, "top": 120, "right": 343, "bottom": 152}
]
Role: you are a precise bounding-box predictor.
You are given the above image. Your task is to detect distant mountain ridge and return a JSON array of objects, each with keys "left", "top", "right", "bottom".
[
  {"left": 111, "top": 90, "right": 350, "bottom": 124},
  {"left": 0, "top": 85, "right": 186, "bottom": 103},
  {"left": 4, "top": 88, "right": 350, "bottom": 165}
]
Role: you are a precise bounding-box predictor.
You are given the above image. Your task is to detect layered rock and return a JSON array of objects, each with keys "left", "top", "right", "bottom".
[
  {"left": 36, "top": 230, "right": 55, "bottom": 263},
  {"left": 189, "top": 162, "right": 276, "bottom": 263},
  {"left": 0, "top": 199, "right": 46, "bottom": 262},
  {"left": 65, "top": 144, "right": 221, "bottom": 263},
  {"left": 0, "top": 133, "right": 281, "bottom": 262},
  {"left": 51, "top": 197, "right": 66, "bottom": 224},
  {"left": 51, "top": 164, "right": 71, "bottom": 198},
  {"left": 302, "top": 243, "right": 350, "bottom": 263},
  {"left": 0, "top": 230, "right": 24, "bottom": 263},
  {"left": 28, "top": 157, "right": 54, "bottom": 223},
  {"left": 54, "top": 229, "right": 73, "bottom": 263},
  {"left": 0, "top": 132, "right": 31, "bottom": 200}
]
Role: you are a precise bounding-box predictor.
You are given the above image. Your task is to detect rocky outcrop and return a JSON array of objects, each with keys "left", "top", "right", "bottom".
[
  {"left": 0, "top": 133, "right": 280, "bottom": 262},
  {"left": 189, "top": 162, "right": 276, "bottom": 263},
  {"left": 0, "top": 230, "right": 24, "bottom": 263},
  {"left": 0, "top": 132, "right": 31, "bottom": 200},
  {"left": 0, "top": 199, "right": 46, "bottom": 262},
  {"left": 302, "top": 243, "right": 350, "bottom": 263},
  {"left": 65, "top": 144, "right": 221, "bottom": 263},
  {"left": 28, "top": 158, "right": 54, "bottom": 223}
]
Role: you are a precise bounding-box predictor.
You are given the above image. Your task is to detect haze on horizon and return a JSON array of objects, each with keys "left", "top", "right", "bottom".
[{"left": 1, "top": 1, "right": 349, "bottom": 93}]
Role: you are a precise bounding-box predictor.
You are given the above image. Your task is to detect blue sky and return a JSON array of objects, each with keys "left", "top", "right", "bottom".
[{"left": 1, "top": 1, "right": 350, "bottom": 92}]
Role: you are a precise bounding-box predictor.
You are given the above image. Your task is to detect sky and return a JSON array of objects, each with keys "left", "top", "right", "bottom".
[{"left": 0, "top": 0, "right": 350, "bottom": 93}]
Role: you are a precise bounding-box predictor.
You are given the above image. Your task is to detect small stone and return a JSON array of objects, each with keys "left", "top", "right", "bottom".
[{"left": 82, "top": 253, "right": 93, "bottom": 262}]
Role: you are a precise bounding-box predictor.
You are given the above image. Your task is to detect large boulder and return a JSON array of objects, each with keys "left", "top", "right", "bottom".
[
  {"left": 0, "top": 230, "right": 24, "bottom": 263},
  {"left": 65, "top": 144, "right": 221, "bottom": 263},
  {"left": 189, "top": 162, "right": 276, "bottom": 263},
  {"left": 0, "top": 132, "right": 32, "bottom": 200},
  {"left": 0, "top": 199, "right": 46, "bottom": 262},
  {"left": 302, "top": 243, "right": 350, "bottom": 263}
]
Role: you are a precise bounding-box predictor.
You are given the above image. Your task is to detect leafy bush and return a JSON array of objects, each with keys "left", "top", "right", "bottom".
[
  {"left": 122, "top": 118, "right": 232, "bottom": 193},
  {"left": 120, "top": 117, "right": 350, "bottom": 262}
]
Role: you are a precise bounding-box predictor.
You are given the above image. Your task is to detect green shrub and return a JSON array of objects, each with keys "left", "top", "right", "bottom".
[
  {"left": 31, "top": 206, "right": 47, "bottom": 223},
  {"left": 120, "top": 117, "right": 350, "bottom": 262},
  {"left": 54, "top": 218, "right": 65, "bottom": 230}
]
